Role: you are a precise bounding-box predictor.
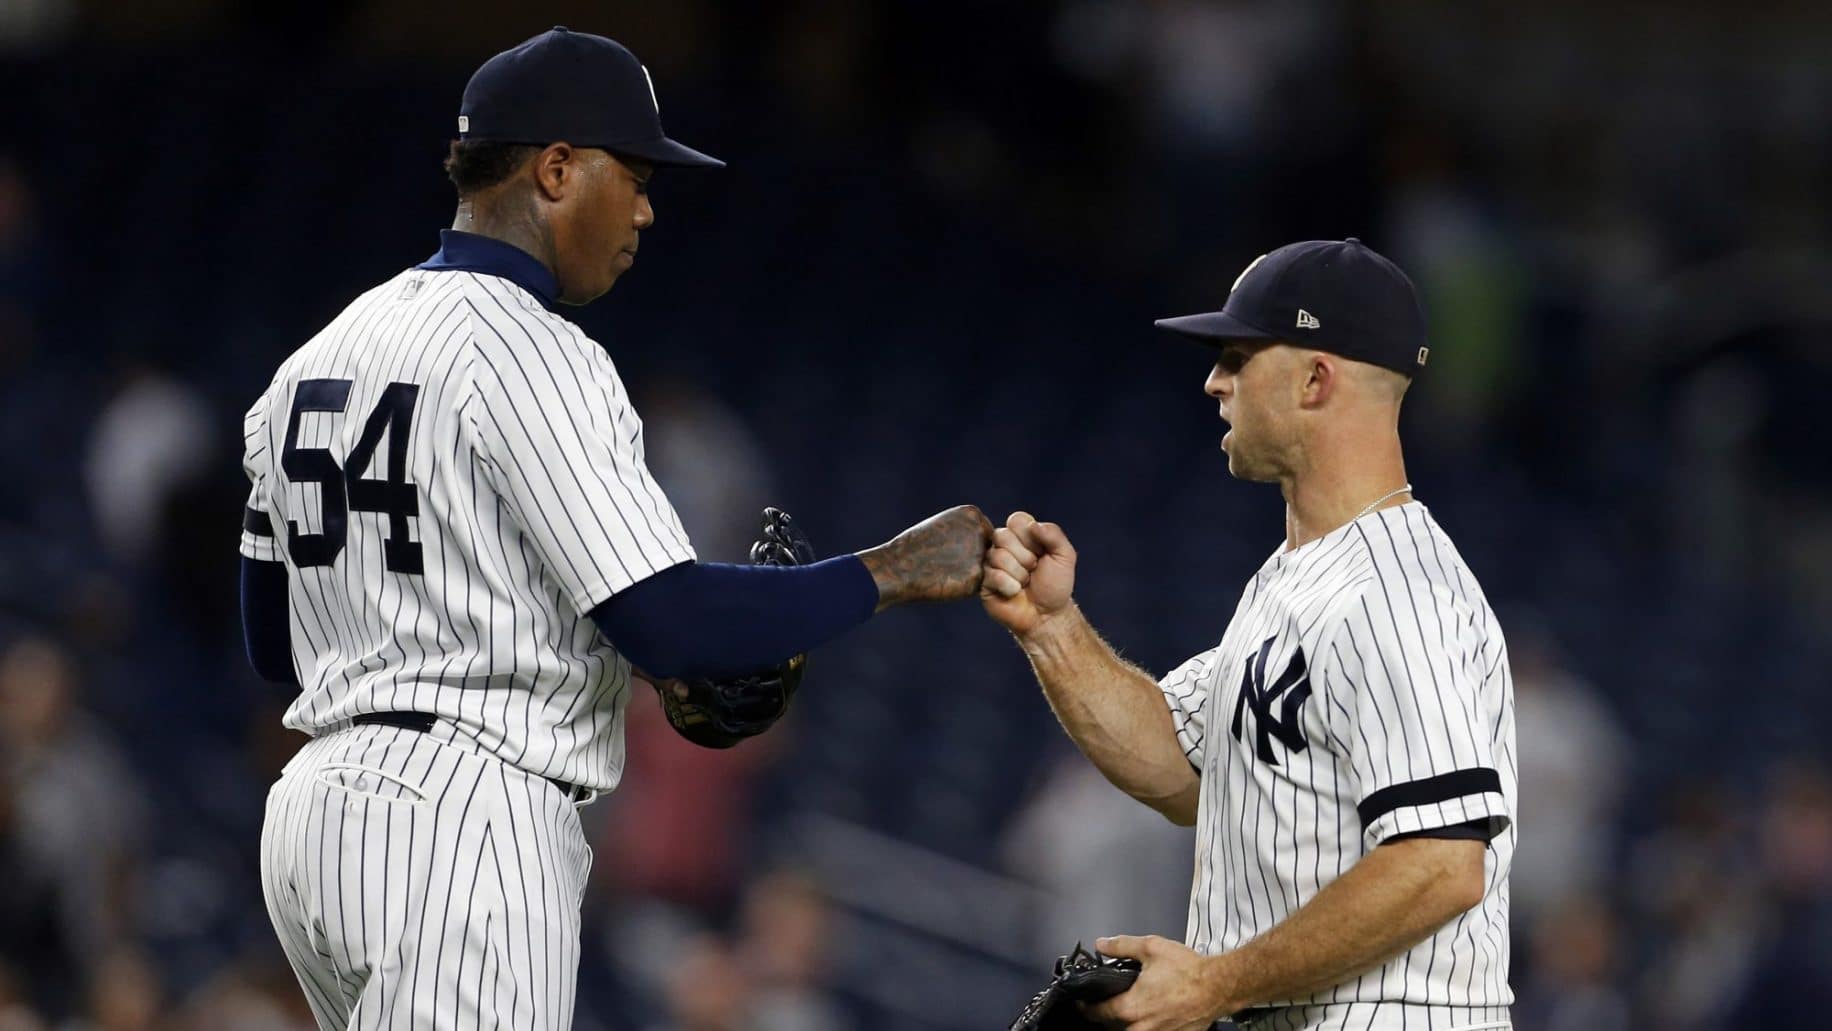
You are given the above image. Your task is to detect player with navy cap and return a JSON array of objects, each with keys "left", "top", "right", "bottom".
[
  {"left": 242, "top": 28, "right": 990, "bottom": 1029},
  {"left": 983, "top": 239, "right": 1516, "bottom": 1029}
]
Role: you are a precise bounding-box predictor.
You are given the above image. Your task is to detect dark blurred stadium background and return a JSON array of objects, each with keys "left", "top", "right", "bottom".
[{"left": 2, "top": 0, "right": 1830, "bottom": 1028}]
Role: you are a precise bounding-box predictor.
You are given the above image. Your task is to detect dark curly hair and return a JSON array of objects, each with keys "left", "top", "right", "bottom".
[{"left": 443, "top": 140, "right": 541, "bottom": 196}]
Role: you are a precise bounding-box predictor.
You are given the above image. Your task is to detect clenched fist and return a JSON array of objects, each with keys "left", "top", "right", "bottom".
[{"left": 979, "top": 511, "right": 1077, "bottom": 637}]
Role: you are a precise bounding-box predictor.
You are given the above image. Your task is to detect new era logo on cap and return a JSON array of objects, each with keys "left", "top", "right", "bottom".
[
  {"left": 1296, "top": 309, "right": 1320, "bottom": 330},
  {"left": 458, "top": 115, "right": 470, "bottom": 134}
]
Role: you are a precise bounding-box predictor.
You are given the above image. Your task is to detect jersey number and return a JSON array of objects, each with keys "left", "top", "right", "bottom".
[{"left": 281, "top": 379, "right": 424, "bottom": 574}]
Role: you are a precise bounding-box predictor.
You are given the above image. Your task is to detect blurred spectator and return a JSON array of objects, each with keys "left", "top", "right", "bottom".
[
  {"left": 1514, "top": 896, "right": 1631, "bottom": 1031},
  {"left": 649, "top": 934, "right": 752, "bottom": 1031},
  {"left": 1507, "top": 624, "right": 1623, "bottom": 930},
  {"left": 0, "top": 764, "right": 71, "bottom": 1019},
  {"left": 0, "top": 960, "right": 48, "bottom": 1031},
  {"left": 68, "top": 949, "right": 164, "bottom": 1031},
  {"left": 1052, "top": 0, "right": 1335, "bottom": 272},
  {"left": 83, "top": 365, "right": 242, "bottom": 649},
  {"left": 596, "top": 682, "right": 780, "bottom": 913},
  {"left": 172, "top": 958, "right": 316, "bottom": 1031},
  {"left": 1052, "top": 0, "right": 1319, "bottom": 156},
  {"left": 1001, "top": 749, "right": 1193, "bottom": 953},
  {"left": 82, "top": 369, "right": 213, "bottom": 568},
  {"left": 0, "top": 0, "right": 74, "bottom": 54},
  {"left": 1626, "top": 784, "right": 1760, "bottom": 1029},
  {"left": 737, "top": 870, "right": 846, "bottom": 1031},
  {"left": 0, "top": 638, "right": 147, "bottom": 996},
  {"left": 0, "top": 158, "right": 39, "bottom": 299},
  {"left": 1723, "top": 760, "right": 1832, "bottom": 1026},
  {"left": 641, "top": 378, "right": 779, "bottom": 562},
  {"left": 1382, "top": 135, "right": 1530, "bottom": 451}
]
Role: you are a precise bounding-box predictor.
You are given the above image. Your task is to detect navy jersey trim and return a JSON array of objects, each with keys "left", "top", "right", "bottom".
[
  {"left": 1357, "top": 767, "right": 1501, "bottom": 828},
  {"left": 244, "top": 506, "right": 276, "bottom": 537},
  {"left": 417, "top": 230, "right": 562, "bottom": 312}
]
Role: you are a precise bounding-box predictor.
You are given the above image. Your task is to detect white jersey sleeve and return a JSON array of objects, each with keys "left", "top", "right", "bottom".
[
  {"left": 240, "top": 389, "right": 283, "bottom": 563},
  {"left": 1158, "top": 647, "right": 1221, "bottom": 768},
  {"left": 464, "top": 304, "right": 695, "bottom": 613},
  {"left": 1318, "top": 580, "right": 1512, "bottom": 850}
]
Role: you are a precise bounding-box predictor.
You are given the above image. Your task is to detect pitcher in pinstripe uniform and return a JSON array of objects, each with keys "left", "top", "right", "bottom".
[
  {"left": 238, "top": 29, "right": 991, "bottom": 1030},
  {"left": 982, "top": 240, "right": 1515, "bottom": 1030}
]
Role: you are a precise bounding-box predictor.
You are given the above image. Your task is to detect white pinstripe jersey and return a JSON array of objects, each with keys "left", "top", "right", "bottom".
[
  {"left": 239, "top": 265, "right": 694, "bottom": 792},
  {"left": 1159, "top": 502, "right": 1516, "bottom": 1021}
]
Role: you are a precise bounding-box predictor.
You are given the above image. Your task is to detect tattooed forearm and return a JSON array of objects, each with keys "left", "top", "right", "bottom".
[{"left": 857, "top": 505, "right": 993, "bottom": 612}]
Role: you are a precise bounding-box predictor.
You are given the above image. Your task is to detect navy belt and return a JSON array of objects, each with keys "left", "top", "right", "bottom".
[{"left": 350, "top": 711, "right": 591, "bottom": 802}]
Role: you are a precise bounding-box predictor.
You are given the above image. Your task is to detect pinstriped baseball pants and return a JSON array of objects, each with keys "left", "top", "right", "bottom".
[{"left": 260, "top": 723, "right": 594, "bottom": 1030}]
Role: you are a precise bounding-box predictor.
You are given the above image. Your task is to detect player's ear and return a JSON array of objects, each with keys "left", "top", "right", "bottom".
[
  {"left": 1300, "top": 351, "right": 1335, "bottom": 409},
  {"left": 530, "top": 142, "right": 574, "bottom": 202}
]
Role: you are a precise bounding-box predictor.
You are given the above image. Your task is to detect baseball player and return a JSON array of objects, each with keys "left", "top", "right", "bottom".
[
  {"left": 238, "top": 28, "right": 990, "bottom": 1029},
  {"left": 982, "top": 239, "right": 1515, "bottom": 1030}
]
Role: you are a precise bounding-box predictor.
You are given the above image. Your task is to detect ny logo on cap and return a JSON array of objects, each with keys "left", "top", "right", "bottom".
[
  {"left": 642, "top": 65, "right": 659, "bottom": 114},
  {"left": 1296, "top": 309, "right": 1321, "bottom": 330},
  {"left": 1231, "top": 253, "right": 1268, "bottom": 293}
]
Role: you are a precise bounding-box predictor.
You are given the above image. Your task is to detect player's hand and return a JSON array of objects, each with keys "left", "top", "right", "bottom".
[
  {"left": 859, "top": 505, "right": 994, "bottom": 611},
  {"left": 980, "top": 512, "right": 1077, "bottom": 637},
  {"left": 1080, "top": 935, "right": 1235, "bottom": 1031}
]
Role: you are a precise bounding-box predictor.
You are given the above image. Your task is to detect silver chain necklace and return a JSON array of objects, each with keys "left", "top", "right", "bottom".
[{"left": 1352, "top": 483, "right": 1413, "bottom": 522}]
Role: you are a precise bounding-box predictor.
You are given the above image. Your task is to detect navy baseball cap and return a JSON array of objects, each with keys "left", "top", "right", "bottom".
[
  {"left": 1155, "top": 238, "right": 1430, "bottom": 376},
  {"left": 458, "top": 27, "right": 723, "bottom": 168}
]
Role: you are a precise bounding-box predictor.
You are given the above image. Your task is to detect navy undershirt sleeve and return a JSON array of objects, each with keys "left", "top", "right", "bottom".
[
  {"left": 240, "top": 556, "right": 297, "bottom": 685},
  {"left": 589, "top": 556, "right": 879, "bottom": 680},
  {"left": 1383, "top": 818, "right": 1495, "bottom": 844}
]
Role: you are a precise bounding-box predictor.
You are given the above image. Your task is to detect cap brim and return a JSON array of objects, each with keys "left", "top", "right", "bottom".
[
  {"left": 609, "top": 136, "right": 725, "bottom": 168},
  {"left": 1152, "top": 310, "right": 1279, "bottom": 344}
]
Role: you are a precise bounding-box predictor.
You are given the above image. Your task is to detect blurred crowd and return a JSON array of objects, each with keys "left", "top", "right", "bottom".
[{"left": 3, "top": 1, "right": 1831, "bottom": 1028}]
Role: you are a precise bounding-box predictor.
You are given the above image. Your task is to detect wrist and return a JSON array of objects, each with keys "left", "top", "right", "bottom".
[
  {"left": 1203, "top": 947, "right": 1260, "bottom": 1019},
  {"left": 854, "top": 545, "right": 899, "bottom": 611},
  {"left": 1014, "top": 603, "right": 1083, "bottom": 652}
]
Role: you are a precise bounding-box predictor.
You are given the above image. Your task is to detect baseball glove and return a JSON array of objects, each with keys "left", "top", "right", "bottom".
[
  {"left": 1009, "top": 943, "right": 1142, "bottom": 1031},
  {"left": 654, "top": 507, "right": 814, "bottom": 749}
]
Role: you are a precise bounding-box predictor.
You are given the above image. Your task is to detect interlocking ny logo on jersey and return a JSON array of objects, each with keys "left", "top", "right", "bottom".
[{"left": 1230, "top": 636, "right": 1312, "bottom": 765}]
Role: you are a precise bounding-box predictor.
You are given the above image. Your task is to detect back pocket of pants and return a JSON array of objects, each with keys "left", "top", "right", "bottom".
[{"left": 314, "top": 763, "right": 428, "bottom": 806}]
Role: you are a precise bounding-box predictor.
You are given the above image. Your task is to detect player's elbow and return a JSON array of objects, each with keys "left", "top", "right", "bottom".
[
  {"left": 1427, "top": 841, "right": 1488, "bottom": 916},
  {"left": 1146, "top": 789, "right": 1199, "bottom": 827},
  {"left": 611, "top": 636, "right": 689, "bottom": 680},
  {"left": 1155, "top": 800, "right": 1198, "bottom": 827},
  {"left": 1134, "top": 772, "right": 1201, "bottom": 826},
  {"left": 589, "top": 591, "right": 694, "bottom": 679},
  {"left": 1446, "top": 855, "right": 1487, "bottom": 914}
]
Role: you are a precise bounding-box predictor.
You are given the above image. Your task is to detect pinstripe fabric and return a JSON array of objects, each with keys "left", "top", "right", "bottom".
[
  {"left": 240, "top": 267, "right": 693, "bottom": 793},
  {"left": 261, "top": 723, "right": 591, "bottom": 1030},
  {"left": 1157, "top": 503, "right": 1516, "bottom": 1028}
]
